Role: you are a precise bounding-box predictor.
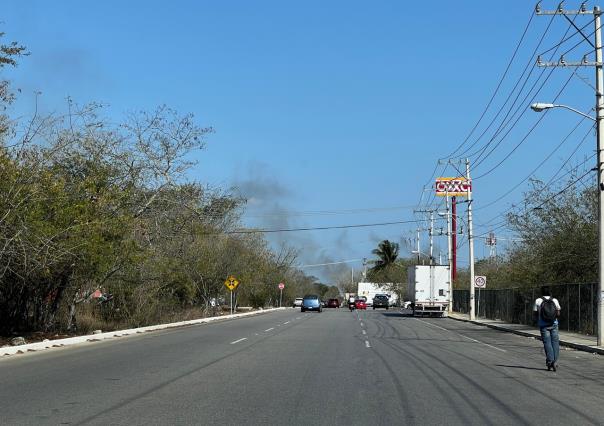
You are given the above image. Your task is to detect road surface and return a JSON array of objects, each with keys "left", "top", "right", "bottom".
[{"left": 2, "top": 308, "right": 604, "bottom": 425}]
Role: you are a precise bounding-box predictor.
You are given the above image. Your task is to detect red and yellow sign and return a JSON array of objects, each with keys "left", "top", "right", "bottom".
[{"left": 435, "top": 177, "right": 471, "bottom": 197}]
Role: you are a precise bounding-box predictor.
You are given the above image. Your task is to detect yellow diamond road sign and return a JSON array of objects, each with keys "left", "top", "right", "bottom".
[{"left": 224, "top": 275, "right": 240, "bottom": 291}]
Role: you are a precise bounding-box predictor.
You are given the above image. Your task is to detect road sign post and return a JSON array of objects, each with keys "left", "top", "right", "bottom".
[
  {"left": 278, "top": 283, "right": 285, "bottom": 307},
  {"left": 224, "top": 275, "right": 240, "bottom": 315},
  {"left": 474, "top": 276, "right": 486, "bottom": 317}
]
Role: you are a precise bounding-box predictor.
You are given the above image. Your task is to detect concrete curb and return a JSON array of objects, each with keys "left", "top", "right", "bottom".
[
  {"left": 448, "top": 314, "right": 604, "bottom": 356},
  {"left": 1, "top": 307, "right": 287, "bottom": 358}
]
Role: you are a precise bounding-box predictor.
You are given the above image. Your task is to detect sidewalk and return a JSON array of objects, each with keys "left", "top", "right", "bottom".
[{"left": 448, "top": 312, "right": 604, "bottom": 356}]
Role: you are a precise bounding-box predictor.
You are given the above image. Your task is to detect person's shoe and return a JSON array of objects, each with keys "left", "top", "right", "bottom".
[
  {"left": 546, "top": 362, "right": 552, "bottom": 371},
  {"left": 551, "top": 363, "right": 557, "bottom": 372}
]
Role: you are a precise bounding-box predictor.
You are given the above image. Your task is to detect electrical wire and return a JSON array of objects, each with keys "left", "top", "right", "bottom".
[
  {"left": 219, "top": 218, "right": 446, "bottom": 235},
  {"left": 474, "top": 119, "right": 594, "bottom": 211},
  {"left": 442, "top": 10, "right": 536, "bottom": 160}
]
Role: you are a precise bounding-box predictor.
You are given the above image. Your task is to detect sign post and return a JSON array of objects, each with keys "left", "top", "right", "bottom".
[
  {"left": 474, "top": 276, "right": 486, "bottom": 317},
  {"left": 278, "top": 282, "right": 285, "bottom": 307},
  {"left": 224, "top": 275, "right": 240, "bottom": 315}
]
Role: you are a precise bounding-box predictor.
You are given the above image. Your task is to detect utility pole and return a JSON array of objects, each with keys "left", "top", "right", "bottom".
[
  {"left": 446, "top": 194, "right": 453, "bottom": 313},
  {"left": 429, "top": 211, "right": 434, "bottom": 265},
  {"left": 415, "top": 209, "right": 436, "bottom": 265},
  {"left": 536, "top": 3, "right": 604, "bottom": 345},
  {"left": 452, "top": 196, "right": 457, "bottom": 281},
  {"left": 467, "top": 158, "right": 476, "bottom": 320},
  {"left": 416, "top": 227, "right": 421, "bottom": 263}
]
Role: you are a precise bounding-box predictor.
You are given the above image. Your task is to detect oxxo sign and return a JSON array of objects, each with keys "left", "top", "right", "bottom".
[{"left": 435, "top": 177, "right": 471, "bottom": 197}]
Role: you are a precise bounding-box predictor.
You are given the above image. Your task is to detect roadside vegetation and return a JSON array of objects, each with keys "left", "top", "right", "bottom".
[{"left": 0, "top": 33, "right": 337, "bottom": 337}]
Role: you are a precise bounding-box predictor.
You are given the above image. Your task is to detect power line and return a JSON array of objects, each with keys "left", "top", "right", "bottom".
[
  {"left": 443, "top": 9, "right": 536, "bottom": 160},
  {"left": 221, "top": 218, "right": 445, "bottom": 235},
  {"left": 474, "top": 119, "right": 594, "bottom": 211},
  {"left": 454, "top": 10, "right": 560, "bottom": 161},
  {"left": 473, "top": 69, "right": 576, "bottom": 179}
]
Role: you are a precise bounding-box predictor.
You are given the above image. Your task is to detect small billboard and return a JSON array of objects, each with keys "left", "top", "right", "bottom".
[{"left": 435, "top": 177, "right": 471, "bottom": 197}]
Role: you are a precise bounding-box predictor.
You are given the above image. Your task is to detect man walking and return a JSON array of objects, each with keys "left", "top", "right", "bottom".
[{"left": 533, "top": 286, "right": 561, "bottom": 371}]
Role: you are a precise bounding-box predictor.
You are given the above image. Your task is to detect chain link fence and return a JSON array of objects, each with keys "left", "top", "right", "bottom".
[{"left": 453, "top": 283, "right": 597, "bottom": 335}]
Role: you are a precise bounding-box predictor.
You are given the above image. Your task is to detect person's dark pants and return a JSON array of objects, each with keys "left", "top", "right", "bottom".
[{"left": 540, "top": 324, "right": 560, "bottom": 366}]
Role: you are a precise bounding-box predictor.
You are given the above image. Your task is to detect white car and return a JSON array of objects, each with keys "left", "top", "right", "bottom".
[{"left": 292, "top": 297, "right": 303, "bottom": 308}]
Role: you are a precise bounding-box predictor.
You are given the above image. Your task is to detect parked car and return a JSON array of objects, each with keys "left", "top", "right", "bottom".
[
  {"left": 292, "top": 297, "right": 303, "bottom": 308},
  {"left": 327, "top": 298, "right": 340, "bottom": 308},
  {"left": 301, "top": 295, "right": 322, "bottom": 312},
  {"left": 354, "top": 299, "right": 367, "bottom": 310},
  {"left": 372, "top": 294, "right": 389, "bottom": 310}
]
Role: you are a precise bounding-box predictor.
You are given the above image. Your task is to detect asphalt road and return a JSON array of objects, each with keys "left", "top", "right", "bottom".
[{"left": 2, "top": 308, "right": 604, "bottom": 425}]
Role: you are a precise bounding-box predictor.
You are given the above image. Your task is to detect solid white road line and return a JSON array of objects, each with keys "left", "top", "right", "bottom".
[
  {"left": 459, "top": 333, "right": 507, "bottom": 352},
  {"left": 230, "top": 338, "right": 247, "bottom": 344},
  {"left": 415, "top": 318, "right": 506, "bottom": 352},
  {"left": 264, "top": 327, "right": 274, "bottom": 332},
  {"left": 414, "top": 318, "right": 449, "bottom": 331}
]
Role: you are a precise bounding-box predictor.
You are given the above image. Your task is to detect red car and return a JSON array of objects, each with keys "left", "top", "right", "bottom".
[{"left": 355, "top": 299, "right": 367, "bottom": 310}]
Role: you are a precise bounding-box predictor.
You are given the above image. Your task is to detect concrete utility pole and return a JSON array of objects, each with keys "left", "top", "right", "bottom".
[
  {"left": 466, "top": 158, "right": 476, "bottom": 320},
  {"left": 416, "top": 227, "right": 421, "bottom": 263},
  {"left": 414, "top": 209, "right": 436, "bottom": 265},
  {"left": 535, "top": 3, "right": 604, "bottom": 345}
]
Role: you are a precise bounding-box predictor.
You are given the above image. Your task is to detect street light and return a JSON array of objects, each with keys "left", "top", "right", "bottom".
[
  {"left": 531, "top": 101, "right": 603, "bottom": 345},
  {"left": 530, "top": 103, "right": 596, "bottom": 121}
]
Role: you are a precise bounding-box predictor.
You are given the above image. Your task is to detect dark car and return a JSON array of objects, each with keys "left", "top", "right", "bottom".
[
  {"left": 327, "top": 298, "right": 340, "bottom": 308},
  {"left": 301, "top": 295, "right": 322, "bottom": 312},
  {"left": 372, "top": 294, "right": 389, "bottom": 310}
]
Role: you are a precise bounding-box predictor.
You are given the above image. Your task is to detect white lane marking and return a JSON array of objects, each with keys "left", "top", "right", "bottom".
[
  {"left": 264, "top": 327, "right": 274, "bottom": 332},
  {"left": 365, "top": 340, "right": 371, "bottom": 348},
  {"left": 284, "top": 321, "right": 290, "bottom": 324},
  {"left": 459, "top": 334, "right": 507, "bottom": 352},
  {"left": 362, "top": 330, "right": 367, "bottom": 335},
  {"left": 296, "top": 317, "right": 302, "bottom": 320},
  {"left": 415, "top": 318, "right": 506, "bottom": 353},
  {"left": 360, "top": 322, "right": 364, "bottom": 327},
  {"left": 230, "top": 338, "right": 247, "bottom": 344},
  {"left": 415, "top": 318, "right": 449, "bottom": 331}
]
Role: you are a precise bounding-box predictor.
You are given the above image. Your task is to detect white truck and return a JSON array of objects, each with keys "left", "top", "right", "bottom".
[
  {"left": 407, "top": 265, "right": 450, "bottom": 317},
  {"left": 356, "top": 282, "right": 399, "bottom": 307}
]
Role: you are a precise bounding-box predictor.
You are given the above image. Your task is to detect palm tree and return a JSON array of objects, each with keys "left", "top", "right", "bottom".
[{"left": 370, "top": 240, "right": 400, "bottom": 272}]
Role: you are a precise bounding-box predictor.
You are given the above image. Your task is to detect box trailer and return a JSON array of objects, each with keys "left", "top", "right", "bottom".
[
  {"left": 407, "top": 265, "right": 450, "bottom": 317},
  {"left": 356, "top": 282, "right": 400, "bottom": 307}
]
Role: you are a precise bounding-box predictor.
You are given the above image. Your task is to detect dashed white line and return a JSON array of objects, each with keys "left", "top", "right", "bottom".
[
  {"left": 365, "top": 340, "right": 371, "bottom": 348},
  {"left": 360, "top": 322, "right": 364, "bottom": 327},
  {"left": 284, "top": 321, "right": 290, "bottom": 325},
  {"left": 230, "top": 338, "right": 247, "bottom": 345},
  {"left": 264, "top": 327, "right": 274, "bottom": 332},
  {"left": 362, "top": 330, "right": 367, "bottom": 335}
]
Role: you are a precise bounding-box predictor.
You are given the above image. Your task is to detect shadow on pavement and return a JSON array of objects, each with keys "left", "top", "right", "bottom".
[{"left": 495, "top": 364, "right": 546, "bottom": 371}]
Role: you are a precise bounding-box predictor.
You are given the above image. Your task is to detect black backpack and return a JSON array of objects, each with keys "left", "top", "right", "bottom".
[{"left": 540, "top": 297, "right": 557, "bottom": 324}]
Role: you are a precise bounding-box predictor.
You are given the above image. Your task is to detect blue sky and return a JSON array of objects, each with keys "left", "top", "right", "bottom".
[{"left": 2, "top": 1, "right": 598, "bottom": 282}]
